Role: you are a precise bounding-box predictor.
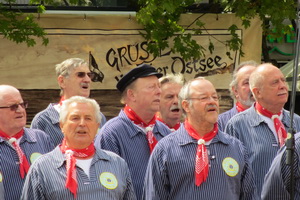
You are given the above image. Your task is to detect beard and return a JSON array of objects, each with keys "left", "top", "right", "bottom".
[{"left": 240, "top": 92, "right": 255, "bottom": 107}]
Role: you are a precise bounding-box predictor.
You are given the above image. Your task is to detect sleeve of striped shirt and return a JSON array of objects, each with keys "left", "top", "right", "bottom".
[
  {"left": 224, "top": 120, "right": 240, "bottom": 139},
  {"left": 124, "top": 162, "right": 137, "bottom": 200},
  {"left": 20, "top": 163, "right": 46, "bottom": 200},
  {"left": 239, "top": 144, "right": 259, "bottom": 200},
  {"left": 96, "top": 126, "right": 121, "bottom": 156},
  {"left": 143, "top": 144, "right": 169, "bottom": 200},
  {"left": 261, "top": 146, "right": 300, "bottom": 200}
]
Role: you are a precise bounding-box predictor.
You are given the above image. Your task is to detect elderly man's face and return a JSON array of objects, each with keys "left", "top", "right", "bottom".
[
  {"left": 233, "top": 65, "right": 256, "bottom": 107},
  {"left": 59, "top": 65, "right": 92, "bottom": 99},
  {"left": 60, "top": 102, "right": 99, "bottom": 149},
  {"left": 185, "top": 79, "right": 219, "bottom": 125},
  {"left": 0, "top": 90, "right": 26, "bottom": 135},
  {"left": 256, "top": 66, "right": 288, "bottom": 109},
  {"left": 159, "top": 82, "right": 182, "bottom": 123},
  {"left": 132, "top": 75, "right": 161, "bottom": 113}
]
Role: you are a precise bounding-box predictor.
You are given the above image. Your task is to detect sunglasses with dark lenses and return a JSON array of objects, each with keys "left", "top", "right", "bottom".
[
  {"left": 76, "top": 72, "right": 95, "bottom": 79},
  {"left": 0, "top": 102, "right": 28, "bottom": 111}
]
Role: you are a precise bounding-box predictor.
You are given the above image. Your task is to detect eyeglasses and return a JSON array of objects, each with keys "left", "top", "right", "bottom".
[
  {"left": 0, "top": 102, "right": 28, "bottom": 111},
  {"left": 187, "top": 96, "right": 221, "bottom": 102},
  {"left": 76, "top": 72, "right": 95, "bottom": 79}
]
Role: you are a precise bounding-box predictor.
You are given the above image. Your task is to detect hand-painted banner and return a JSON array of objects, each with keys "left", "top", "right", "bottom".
[{"left": 0, "top": 13, "right": 262, "bottom": 89}]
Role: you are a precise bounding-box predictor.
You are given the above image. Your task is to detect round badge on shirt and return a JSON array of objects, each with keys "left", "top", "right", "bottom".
[
  {"left": 0, "top": 171, "right": 3, "bottom": 182},
  {"left": 99, "top": 172, "right": 118, "bottom": 189},
  {"left": 222, "top": 157, "right": 239, "bottom": 177},
  {"left": 30, "top": 152, "right": 42, "bottom": 164}
]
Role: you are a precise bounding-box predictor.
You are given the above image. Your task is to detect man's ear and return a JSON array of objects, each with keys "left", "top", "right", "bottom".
[
  {"left": 181, "top": 100, "right": 190, "bottom": 114},
  {"left": 127, "top": 89, "right": 136, "bottom": 102},
  {"left": 57, "top": 75, "right": 66, "bottom": 89},
  {"left": 59, "top": 122, "right": 65, "bottom": 135},
  {"left": 252, "top": 87, "right": 260, "bottom": 99},
  {"left": 232, "top": 86, "right": 239, "bottom": 99}
]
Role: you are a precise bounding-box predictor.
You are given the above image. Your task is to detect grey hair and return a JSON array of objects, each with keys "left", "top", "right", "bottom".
[
  {"left": 55, "top": 58, "right": 89, "bottom": 96},
  {"left": 229, "top": 60, "right": 258, "bottom": 99},
  {"left": 55, "top": 58, "right": 88, "bottom": 77},
  {"left": 159, "top": 73, "right": 185, "bottom": 86},
  {"left": 59, "top": 96, "right": 102, "bottom": 124},
  {"left": 178, "top": 77, "right": 206, "bottom": 117}
]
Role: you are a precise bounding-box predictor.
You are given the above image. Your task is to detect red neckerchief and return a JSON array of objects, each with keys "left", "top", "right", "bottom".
[
  {"left": 255, "top": 103, "right": 287, "bottom": 147},
  {"left": 184, "top": 120, "right": 218, "bottom": 186},
  {"left": 60, "top": 139, "right": 95, "bottom": 198},
  {"left": 0, "top": 129, "right": 30, "bottom": 179},
  {"left": 59, "top": 96, "right": 65, "bottom": 106},
  {"left": 236, "top": 102, "right": 247, "bottom": 113},
  {"left": 156, "top": 114, "right": 180, "bottom": 131},
  {"left": 124, "top": 105, "right": 158, "bottom": 153}
]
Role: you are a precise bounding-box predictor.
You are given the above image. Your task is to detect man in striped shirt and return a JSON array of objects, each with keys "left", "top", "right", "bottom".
[
  {"left": 156, "top": 73, "right": 184, "bottom": 132},
  {"left": 95, "top": 64, "right": 171, "bottom": 199},
  {"left": 225, "top": 63, "right": 300, "bottom": 196},
  {"left": 218, "top": 60, "right": 258, "bottom": 131},
  {"left": 31, "top": 58, "right": 106, "bottom": 147},
  {"left": 143, "top": 77, "right": 258, "bottom": 199},
  {"left": 261, "top": 132, "right": 300, "bottom": 199},
  {"left": 21, "top": 96, "right": 136, "bottom": 200},
  {"left": 0, "top": 85, "right": 54, "bottom": 200}
]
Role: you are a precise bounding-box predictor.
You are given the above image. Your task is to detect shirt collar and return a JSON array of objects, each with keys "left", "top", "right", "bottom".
[
  {"left": 119, "top": 109, "right": 168, "bottom": 138},
  {"left": 55, "top": 146, "right": 111, "bottom": 169},
  {"left": 0, "top": 128, "right": 37, "bottom": 143},
  {"left": 177, "top": 126, "right": 230, "bottom": 146}
]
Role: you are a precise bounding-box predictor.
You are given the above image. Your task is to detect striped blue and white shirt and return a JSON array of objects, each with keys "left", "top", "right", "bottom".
[
  {"left": 21, "top": 146, "right": 136, "bottom": 200},
  {"left": 261, "top": 132, "right": 300, "bottom": 200},
  {"left": 218, "top": 106, "right": 238, "bottom": 131},
  {"left": 225, "top": 105, "right": 300, "bottom": 196},
  {"left": 143, "top": 125, "right": 259, "bottom": 200},
  {"left": 0, "top": 128, "right": 55, "bottom": 200},
  {"left": 95, "top": 110, "right": 171, "bottom": 200},
  {"left": 31, "top": 103, "right": 106, "bottom": 147},
  {"left": 0, "top": 170, "right": 4, "bottom": 200}
]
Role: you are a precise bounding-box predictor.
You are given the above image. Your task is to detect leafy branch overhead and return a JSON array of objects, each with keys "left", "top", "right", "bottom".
[
  {"left": 0, "top": 0, "right": 297, "bottom": 62},
  {"left": 0, "top": 0, "right": 48, "bottom": 47},
  {"left": 136, "top": 0, "right": 297, "bottom": 62}
]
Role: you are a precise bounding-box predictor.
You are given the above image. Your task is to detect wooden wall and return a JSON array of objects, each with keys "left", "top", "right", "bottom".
[{"left": 20, "top": 89, "right": 233, "bottom": 126}]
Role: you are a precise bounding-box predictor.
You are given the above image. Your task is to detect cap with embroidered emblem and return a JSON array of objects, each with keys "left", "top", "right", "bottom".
[{"left": 116, "top": 64, "right": 163, "bottom": 92}]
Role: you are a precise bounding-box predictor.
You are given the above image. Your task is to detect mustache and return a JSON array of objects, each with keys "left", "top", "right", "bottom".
[
  {"left": 206, "top": 104, "right": 218, "bottom": 110},
  {"left": 170, "top": 105, "right": 180, "bottom": 111}
]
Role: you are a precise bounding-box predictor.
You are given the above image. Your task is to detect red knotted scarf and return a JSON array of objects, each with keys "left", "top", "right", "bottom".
[
  {"left": 236, "top": 102, "right": 247, "bottom": 113},
  {"left": 0, "top": 129, "right": 30, "bottom": 179},
  {"left": 124, "top": 105, "right": 158, "bottom": 153},
  {"left": 185, "top": 120, "right": 218, "bottom": 186},
  {"left": 156, "top": 114, "right": 180, "bottom": 131},
  {"left": 59, "top": 96, "right": 65, "bottom": 106},
  {"left": 255, "top": 103, "right": 287, "bottom": 147},
  {"left": 60, "top": 139, "right": 95, "bottom": 198}
]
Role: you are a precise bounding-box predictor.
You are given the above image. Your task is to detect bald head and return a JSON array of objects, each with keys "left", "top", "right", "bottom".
[
  {"left": 249, "top": 63, "right": 288, "bottom": 113},
  {"left": 0, "top": 85, "right": 27, "bottom": 135},
  {"left": 0, "top": 85, "right": 20, "bottom": 102}
]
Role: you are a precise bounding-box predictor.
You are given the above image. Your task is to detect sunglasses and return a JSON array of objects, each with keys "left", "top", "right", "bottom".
[
  {"left": 76, "top": 72, "right": 95, "bottom": 79},
  {"left": 0, "top": 102, "right": 28, "bottom": 111}
]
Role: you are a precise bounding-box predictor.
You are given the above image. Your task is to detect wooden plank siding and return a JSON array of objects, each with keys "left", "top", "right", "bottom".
[{"left": 20, "top": 89, "right": 233, "bottom": 127}]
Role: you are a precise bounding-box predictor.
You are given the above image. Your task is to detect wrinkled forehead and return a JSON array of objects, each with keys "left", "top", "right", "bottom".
[
  {"left": 0, "top": 87, "right": 22, "bottom": 104},
  {"left": 190, "top": 79, "right": 216, "bottom": 95}
]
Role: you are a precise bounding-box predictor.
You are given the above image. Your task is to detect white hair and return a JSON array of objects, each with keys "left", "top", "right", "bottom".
[{"left": 59, "top": 96, "right": 101, "bottom": 124}]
